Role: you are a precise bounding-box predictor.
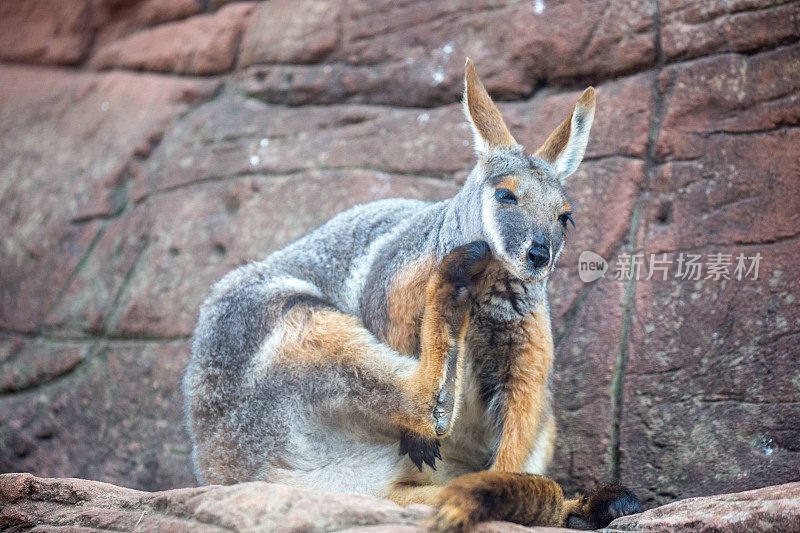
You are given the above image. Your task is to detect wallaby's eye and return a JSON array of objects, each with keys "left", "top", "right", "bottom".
[
  {"left": 559, "top": 212, "right": 575, "bottom": 229},
  {"left": 494, "top": 188, "right": 517, "bottom": 204}
]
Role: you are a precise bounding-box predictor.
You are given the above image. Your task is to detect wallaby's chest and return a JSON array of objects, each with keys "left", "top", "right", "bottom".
[
  {"left": 380, "top": 257, "right": 542, "bottom": 359},
  {"left": 439, "top": 370, "right": 499, "bottom": 473}
]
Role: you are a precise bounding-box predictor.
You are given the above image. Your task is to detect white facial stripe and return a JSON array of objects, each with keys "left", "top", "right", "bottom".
[{"left": 482, "top": 189, "right": 508, "bottom": 262}]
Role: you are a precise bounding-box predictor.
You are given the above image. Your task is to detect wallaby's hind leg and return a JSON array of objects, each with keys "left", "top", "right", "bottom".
[
  {"left": 238, "top": 241, "right": 490, "bottom": 477},
  {"left": 430, "top": 471, "right": 641, "bottom": 532},
  {"left": 387, "top": 482, "right": 442, "bottom": 506}
]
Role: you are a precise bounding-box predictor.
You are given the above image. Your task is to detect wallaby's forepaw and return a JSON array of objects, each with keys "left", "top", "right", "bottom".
[
  {"left": 440, "top": 241, "right": 492, "bottom": 295},
  {"left": 399, "top": 429, "right": 441, "bottom": 471},
  {"left": 424, "top": 241, "right": 490, "bottom": 438},
  {"left": 567, "top": 483, "right": 641, "bottom": 530}
]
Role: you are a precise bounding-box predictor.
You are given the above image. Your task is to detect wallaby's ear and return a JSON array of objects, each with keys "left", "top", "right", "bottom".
[
  {"left": 463, "top": 58, "right": 518, "bottom": 155},
  {"left": 534, "top": 87, "right": 595, "bottom": 183}
]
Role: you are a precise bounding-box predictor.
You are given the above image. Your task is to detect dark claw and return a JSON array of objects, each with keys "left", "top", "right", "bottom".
[
  {"left": 423, "top": 453, "right": 437, "bottom": 470},
  {"left": 399, "top": 430, "right": 440, "bottom": 471}
]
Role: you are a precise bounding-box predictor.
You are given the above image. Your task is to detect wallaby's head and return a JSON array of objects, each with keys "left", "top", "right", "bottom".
[{"left": 460, "top": 59, "right": 595, "bottom": 281}]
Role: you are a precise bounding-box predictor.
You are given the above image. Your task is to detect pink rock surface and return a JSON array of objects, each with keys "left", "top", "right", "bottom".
[
  {"left": 237, "top": 0, "right": 655, "bottom": 106},
  {"left": 91, "top": 3, "right": 254, "bottom": 75},
  {"left": 0, "top": 66, "right": 220, "bottom": 333},
  {"left": 1, "top": 474, "right": 797, "bottom": 532},
  {"left": 660, "top": 0, "right": 800, "bottom": 63},
  {"left": 0, "top": 342, "right": 195, "bottom": 490},
  {"left": 609, "top": 482, "right": 800, "bottom": 532},
  {"left": 0, "top": 474, "right": 579, "bottom": 532},
  {"left": 0, "top": 0, "right": 93, "bottom": 65}
]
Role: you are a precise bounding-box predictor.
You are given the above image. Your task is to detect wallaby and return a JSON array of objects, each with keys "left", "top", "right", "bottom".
[{"left": 183, "top": 59, "right": 640, "bottom": 531}]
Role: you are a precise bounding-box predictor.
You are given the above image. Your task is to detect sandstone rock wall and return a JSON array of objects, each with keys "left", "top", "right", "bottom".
[{"left": 1, "top": 0, "right": 798, "bottom": 507}]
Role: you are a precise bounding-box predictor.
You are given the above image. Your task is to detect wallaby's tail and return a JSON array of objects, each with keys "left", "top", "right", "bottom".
[{"left": 429, "top": 471, "right": 640, "bottom": 532}]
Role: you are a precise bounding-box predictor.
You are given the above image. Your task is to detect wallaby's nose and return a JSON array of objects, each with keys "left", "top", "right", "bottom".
[{"left": 527, "top": 237, "right": 550, "bottom": 269}]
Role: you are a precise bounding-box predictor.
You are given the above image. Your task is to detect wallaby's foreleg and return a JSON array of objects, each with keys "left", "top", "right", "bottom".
[
  {"left": 396, "top": 241, "right": 490, "bottom": 469},
  {"left": 430, "top": 472, "right": 641, "bottom": 532},
  {"left": 404, "top": 241, "right": 491, "bottom": 429},
  {"left": 491, "top": 302, "right": 555, "bottom": 472}
]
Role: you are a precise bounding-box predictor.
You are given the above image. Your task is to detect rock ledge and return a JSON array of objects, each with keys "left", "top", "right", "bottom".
[{"left": 1, "top": 474, "right": 798, "bottom": 532}]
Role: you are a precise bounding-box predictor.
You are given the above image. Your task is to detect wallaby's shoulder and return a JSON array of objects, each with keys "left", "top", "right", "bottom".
[
  {"left": 323, "top": 197, "right": 435, "bottom": 239},
  {"left": 287, "top": 197, "right": 433, "bottom": 253},
  {"left": 203, "top": 196, "right": 441, "bottom": 313}
]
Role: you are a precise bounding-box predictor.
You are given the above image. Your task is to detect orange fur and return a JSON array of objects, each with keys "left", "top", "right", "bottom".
[
  {"left": 264, "top": 306, "right": 441, "bottom": 437},
  {"left": 400, "top": 270, "right": 465, "bottom": 436},
  {"left": 492, "top": 304, "right": 554, "bottom": 472},
  {"left": 561, "top": 498, "right": 588, "bottom": 524},
  {"left": 431, "top": 471, "right": 566, "bottom": 532},
  {"left": 270, "top": 306, "right": 377, "bottom": 366},
  {"left": 387, "top": 481, "right": 442, "bottom": 506},
  {"left": 386, "top": 256, "right": 436, "bottom": 356},
  {"left": 465, "top": 58, "right": 517, "bottom": 149},
  {"left": 265, "top": 249, "right": 478, "bottom": 441},
  {"left": 497, "top": 176, "right": 520, "bottom": 192}
]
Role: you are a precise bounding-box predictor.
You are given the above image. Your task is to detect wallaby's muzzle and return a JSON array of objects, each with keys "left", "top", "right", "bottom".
[{"left": 526, "top": 235, "right": 550, "bottom": 269}]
